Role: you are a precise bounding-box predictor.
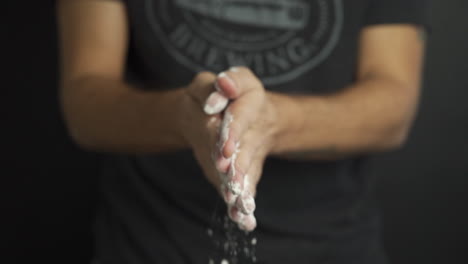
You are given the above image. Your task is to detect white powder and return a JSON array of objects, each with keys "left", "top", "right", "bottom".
[
  {"left": 220, "top": 111, "right": 233, "bottom": 148},
  {"left": 243, "top": 174, "right": 249, "bottom": 186},
  {"left": 228, "top": 143, "right": 239, "bottom": 178},
  {"left": 228, "top": 181, "right": 241, "bottom": 195},
  {"left": 241, "top": 196, "right": 255, "bottom": 214},
  {"left": 218, "top": 72, "right": 228, "bottom": 78},
  {"left": 226, "top": 141, "right": 243, "bottom": 195},
  {"left": 206, "top": 214, "right": 258, "bottom": 264},
  {"left": 251, "top": 238, "right": 257, "bottom": 245}
]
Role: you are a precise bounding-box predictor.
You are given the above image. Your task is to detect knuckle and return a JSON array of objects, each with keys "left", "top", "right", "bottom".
[
  {"left": 194, "top": 71, "right": 214, "bottom": 83},
  {"left": 235, "top": 66, "right": 251, "bottom": 73}
]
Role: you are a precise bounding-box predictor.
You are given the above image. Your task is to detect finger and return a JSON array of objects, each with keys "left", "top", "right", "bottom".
[
  {"left": 242, "top": 144, "right": 268, "bottom": 197},
  {"left": 205, "top": 115, "right": 230, "bottom": 192},
  {"left": 231, "top": 130, "right": 264, "bottom": 182},
  {"left": 235, "top": 190, "right": 256, "bottom": 215},
  {"left": 219, "top": 110, "right": 234, "bottom": 151},
  {"left": 227, "top": 204, "right": 245, "bottom": 223},
  {"left": 215, "top": 67, "right": 262, "bottom": 100},
  {"left": 185, "top": 71, "right": 218, "bottom": 110},
  {"left": 216, "top": 69, "right": 265, "bottom": 157},
  {"left": 234, "top": 152, "right": 265, "bottom": 215},
  {"left": 214, "top": 153, "right": 231, "bottom": 174},
  {"left": 216, "top": 111, "right": 235, "bottom": 171},
  {"left": 238, "top": 213, "right": 257, "bottom": 232},
  {"left": 220, "top": 93, "right": 264, "bottom": 158},
  {"left": 225, "top": 146, "right": 243, "bottom": 195},
  {"left": 207, "top": 114, "right": 229, "bottom": 174},
  {"left": 223, "top": 128, "right": 264, "bottom": 196},
  {"left": 221, "top": 184, "right": 238, "bottom": 206},
  {"left": 233, "top": 147, "right": 267, "bottom": 232},
  {"left": 204, "top": 91, "right": 229, "bottom": 115},
  {"left": 219, "top": 107, "right": 262, "bottom": 159}
]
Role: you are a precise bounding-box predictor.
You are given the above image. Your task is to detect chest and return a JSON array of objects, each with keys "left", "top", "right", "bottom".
[{"left": 125, "top": 0, "right": 371, "bottom": 92}]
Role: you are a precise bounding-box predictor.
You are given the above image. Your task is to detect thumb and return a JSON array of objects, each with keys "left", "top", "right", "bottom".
[{"left": 185, "top": 71, "right": 229, "bottom": 115}]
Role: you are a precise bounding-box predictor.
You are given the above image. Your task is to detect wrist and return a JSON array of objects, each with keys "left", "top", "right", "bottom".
[
  {"left": 174, "top": 87, "right": 194, "bottom": 147},
  {"left": 268, "top": 92, "right": 304, "bottom": 154},
  {"left": 150, "top": 87, "right": 191, "bottom": 149}
]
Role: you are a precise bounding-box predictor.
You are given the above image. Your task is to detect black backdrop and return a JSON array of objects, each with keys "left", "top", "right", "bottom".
[{"left": 2, "top": 0, "right": 467, "bottom": 263}]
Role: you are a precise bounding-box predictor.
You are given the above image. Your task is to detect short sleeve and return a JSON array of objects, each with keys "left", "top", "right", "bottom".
[{"left": 364, "top": 0, "right": 431, "bottom": 28}]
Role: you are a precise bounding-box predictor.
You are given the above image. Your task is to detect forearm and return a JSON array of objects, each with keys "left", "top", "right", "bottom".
[
  {"left": 271, "top": 75, "right": 420, "bottom": 160},
  {"left": 61, "top": 75, "right": 188, "bottom": 153}
]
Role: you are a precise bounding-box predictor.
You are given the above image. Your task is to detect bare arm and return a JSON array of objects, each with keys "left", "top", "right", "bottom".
[
  {"left": 213, "top": 25, "right": 425, "bottom": 163},
  {"left": 58, "top": 1, "right": 247, "bottom": 218},
  {"left": 272, "top": 25, "right": 426, "bottom": 159},
  {"left": 57, "top": 0, "right": 189, "bottom": 153}
]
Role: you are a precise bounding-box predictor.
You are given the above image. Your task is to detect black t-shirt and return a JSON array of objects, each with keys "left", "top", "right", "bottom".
[{"left": 94, "top": 1, "right": 429, "bottom": 263}]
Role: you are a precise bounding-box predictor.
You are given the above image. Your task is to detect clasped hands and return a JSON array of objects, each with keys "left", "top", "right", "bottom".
[{"left": 180, "top": 67, "right": 282, "bottom": 231}]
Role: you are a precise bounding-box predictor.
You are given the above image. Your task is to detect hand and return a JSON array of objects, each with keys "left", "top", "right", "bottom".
[
  {"left": 179, "top": 72, "right": 229, "bottom": 196},
  {"left": 212, "top": 67, "right": 282, "bottom": 231}
]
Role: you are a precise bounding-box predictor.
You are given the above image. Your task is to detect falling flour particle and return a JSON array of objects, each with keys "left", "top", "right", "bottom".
[
  {"left": 251, "top": 238, "right": 257, "bottom": 245},
  {"left": 207, "top": 193, "right": 258, "bottom": 264}
]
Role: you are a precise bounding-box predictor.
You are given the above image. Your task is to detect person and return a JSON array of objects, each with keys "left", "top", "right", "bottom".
[{"left": 57, "top": 0, "right": 429, "bottom": 263}]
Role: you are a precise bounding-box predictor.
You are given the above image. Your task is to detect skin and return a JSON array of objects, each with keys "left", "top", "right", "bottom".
[{"left": 57, "top": 0, "right": 425, "bottom": 231}]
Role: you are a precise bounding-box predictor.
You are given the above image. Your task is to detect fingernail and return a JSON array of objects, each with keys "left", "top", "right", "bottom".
[
  {"left": 229, "top": 66, "right": 240, "bottom": 72},
  {"left": 204, "top": 92, "right": 229, "bottom": 115}
]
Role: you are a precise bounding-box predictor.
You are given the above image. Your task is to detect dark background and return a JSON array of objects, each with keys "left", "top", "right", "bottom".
[{"left": 2, "top": 0, "right": 467, "bottom": 263}]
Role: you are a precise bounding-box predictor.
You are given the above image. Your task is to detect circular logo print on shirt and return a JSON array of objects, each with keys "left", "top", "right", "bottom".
[{"left": 145, "top": 0, "right": 343, "bottom": 85}]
